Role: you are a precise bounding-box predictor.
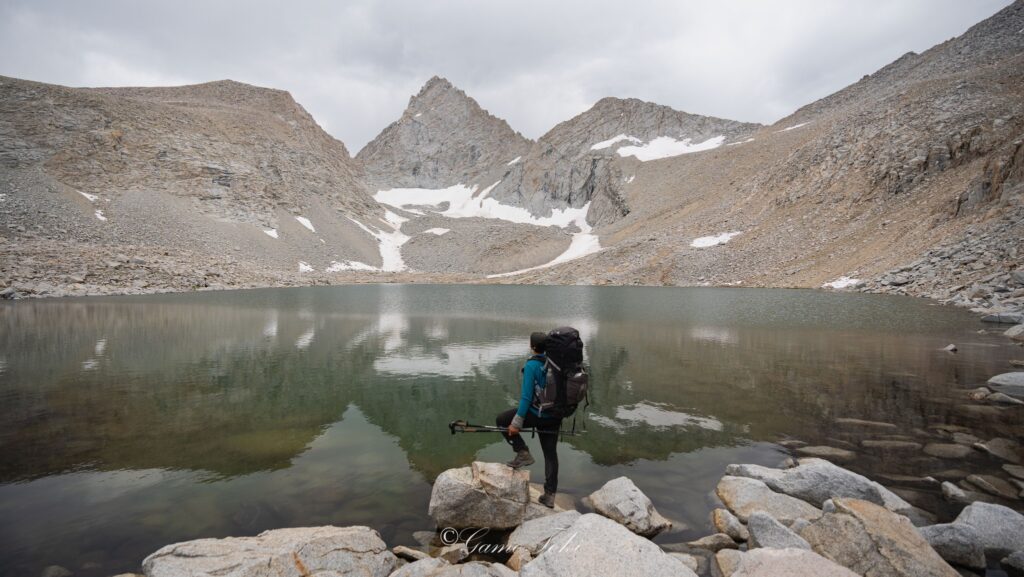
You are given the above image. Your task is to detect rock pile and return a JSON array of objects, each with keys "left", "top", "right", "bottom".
[{"left": 114, "top": 448, "right": 1024, "bottom": 577}]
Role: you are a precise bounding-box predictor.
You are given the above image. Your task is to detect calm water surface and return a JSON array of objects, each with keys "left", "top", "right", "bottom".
[{"left": 0, "top": 284, "right": 1020, "bottom": 576}]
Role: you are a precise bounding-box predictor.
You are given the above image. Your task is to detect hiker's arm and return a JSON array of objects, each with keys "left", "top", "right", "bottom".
[{"left": 511, "top": 362, "right": 537, "bottom": 430}]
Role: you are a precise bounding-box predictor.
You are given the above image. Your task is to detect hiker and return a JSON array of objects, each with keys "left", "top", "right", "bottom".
[{"left": 495, "top": 331, "right": 562, "bottom": 508}]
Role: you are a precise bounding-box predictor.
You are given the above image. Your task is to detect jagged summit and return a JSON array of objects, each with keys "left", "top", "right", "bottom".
[
  {"left": 356, "top": 76, "right": 531, "bottom": 190},
  {"left": 412, "top": 75, "right": 456, "bottom": 99}
]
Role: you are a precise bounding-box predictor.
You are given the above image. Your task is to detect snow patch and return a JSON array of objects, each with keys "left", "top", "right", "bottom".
[
  {"left": 94, "top": 210, "right": 107, "bottom": 221},
  {"left": 326, "top": 260, "right": 377, "bottom": 272},
  {"left": 78, "top": 190, "right": 99, "bottom": 202},
  {"left": 776, "top": 122, "right": 809, "bottom": 133},
  {"left": 625, "top": 175, "right": 635, "bottom": 183},
  {"left": 507, "top": 156, "right": 521, "bottom": 165},
  {"left": 347, "top": 217, "right": 409, "bottom": 272},
  {"left": 423, "top": 228, "right": 450, "bottom": 236},
  {"left": 591, "top": 134, "right": 642, "bottom": 150},
  {"left": 822, "top": 276, "right": 862, "bottom": 289},
  {"left": 295, "top": 216, "right": 315, "bottom": 232},
  {"left": 691, "top": 231, "right": 741, "bottom": 248},
  {"left": 726, "top": 138, "right": 755, "bottom": 146},
  {"left": 617, "top": 135, "right": 725, "bottom": 161},
  {"left": 263, "top": 229, "right": 279, "bottom": 239},
  {"left": 375, "top": 182, "right": 587, "bottom": 228},
  {"left": 414, "top": 113, "right": 422, "bottom": 118},
  {"left": 298, "top": 261, "right": 314, "bottom": 273},
  {"left": 383, "top": 209, "right": 408, "bottom": 228}
]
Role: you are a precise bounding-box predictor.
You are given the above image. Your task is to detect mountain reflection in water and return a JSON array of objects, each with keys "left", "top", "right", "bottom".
[{"left": 0, "top": 284, "right": 1018, "bottom": 577}]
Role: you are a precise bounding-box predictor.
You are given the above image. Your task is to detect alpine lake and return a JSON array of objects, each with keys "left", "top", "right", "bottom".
[{"left": 1, "top": 284, "right": 1021, "bottom": 576}]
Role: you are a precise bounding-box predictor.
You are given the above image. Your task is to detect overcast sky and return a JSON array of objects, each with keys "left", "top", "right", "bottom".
[{"left": 0, "top": 0, "right": 1012, "bottom": 153}]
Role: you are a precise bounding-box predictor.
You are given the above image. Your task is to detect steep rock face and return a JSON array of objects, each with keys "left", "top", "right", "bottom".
[
  {"left": 488, "top": 97, "right": 761, "bottom": 226},
  {"left": 356, "top": 76, "right": 532, "bottom": 190}
]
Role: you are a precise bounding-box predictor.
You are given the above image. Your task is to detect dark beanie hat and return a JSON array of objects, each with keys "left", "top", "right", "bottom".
[{"left": 530, "top": 331, "right": 547, "bottom": 352}]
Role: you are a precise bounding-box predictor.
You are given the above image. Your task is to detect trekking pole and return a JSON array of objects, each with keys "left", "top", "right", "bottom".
[{"left": 448, "top": 419, "right": 583, "bottom": 436}]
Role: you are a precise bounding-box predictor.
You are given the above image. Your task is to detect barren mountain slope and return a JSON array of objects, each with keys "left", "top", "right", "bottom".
[
  {"left": 490, "top": 0, "right": 1024, "bottom": 312},
  {"left": 0, "top": 77, "right": 400, "bottom": 293}
]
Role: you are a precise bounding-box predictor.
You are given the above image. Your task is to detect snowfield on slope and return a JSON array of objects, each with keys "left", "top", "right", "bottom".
[
  {"left": 372, "top": 182, "right": 602, "bottom": 276},
  {"left": 617, "top": 135, "right": 726, "bottom": 161}
]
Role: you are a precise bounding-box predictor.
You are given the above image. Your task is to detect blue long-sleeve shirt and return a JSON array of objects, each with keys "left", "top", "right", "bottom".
[{"left": 512, "top": 354, "right": 546, "bottom": 428}]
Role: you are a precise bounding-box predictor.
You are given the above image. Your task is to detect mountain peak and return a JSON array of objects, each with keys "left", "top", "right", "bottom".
[
  {"left": 408, "top": 75, "right": 470, "bottom": 109},
  {"left": 357, "top": 77, "right": 531, "bottom": 189}
]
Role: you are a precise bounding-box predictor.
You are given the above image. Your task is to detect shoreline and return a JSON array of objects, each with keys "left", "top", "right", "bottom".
[{"left": 97, "top": 439, "right": 1024, "bottom": 577}]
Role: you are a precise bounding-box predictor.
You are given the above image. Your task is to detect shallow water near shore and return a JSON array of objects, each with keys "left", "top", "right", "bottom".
[{"left": 0, "top": 284, "right": 1021, "bottom": 576}]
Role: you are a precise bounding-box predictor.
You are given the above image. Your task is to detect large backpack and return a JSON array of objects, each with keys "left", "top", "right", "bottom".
[{"left": 532, "top": 326, "right": 589, "bottom": 419}]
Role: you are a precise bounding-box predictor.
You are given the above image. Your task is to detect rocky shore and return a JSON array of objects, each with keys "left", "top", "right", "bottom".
[
  {"left": 857, "top": 207, "right": 1024, "bottom": 322},
  {"left": 71, "top": 424, "right": 1024, "bottom": 577}
]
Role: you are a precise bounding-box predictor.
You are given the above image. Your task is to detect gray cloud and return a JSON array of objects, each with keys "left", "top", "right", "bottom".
[{"left": 0, "top": 0, "right": 1012, "bottom": 152}]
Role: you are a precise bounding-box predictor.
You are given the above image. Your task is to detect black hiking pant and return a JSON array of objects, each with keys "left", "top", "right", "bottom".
[{"left": 495, "top": 408, "right": 562, "bottom": 495}]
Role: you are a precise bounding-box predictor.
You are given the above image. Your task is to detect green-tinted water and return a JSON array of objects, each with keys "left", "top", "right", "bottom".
[{"left": 0, "top": 284, "right": 1019, "bottom": 576}]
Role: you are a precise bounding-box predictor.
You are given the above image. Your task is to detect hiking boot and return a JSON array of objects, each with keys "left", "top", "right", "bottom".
[
  {"left": 506, "top": 449, "right": 534, "bottom": 469},
  {"left": 538, "top": 491, "right": 556, "bottom": 508}
]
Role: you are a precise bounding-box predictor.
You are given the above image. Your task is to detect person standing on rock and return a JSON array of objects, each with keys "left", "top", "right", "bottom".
[{"left": 495, "top": 331, "right": 562, "bottom": 508}]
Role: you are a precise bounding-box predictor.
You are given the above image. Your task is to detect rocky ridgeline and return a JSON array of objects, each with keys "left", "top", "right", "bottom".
[
  {"left": 87, "top": 450, "right": 1024, "bottom": 577},
  {"left": 485, "top": 97, "right": 761, "bottom": 226},
  {"left": 860, "top": 207, "right": 1024, "bottom": 316}
]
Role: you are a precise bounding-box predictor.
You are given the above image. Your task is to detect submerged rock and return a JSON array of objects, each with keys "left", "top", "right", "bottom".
[
  {"left": 520, "top": 513, "right": 697, "bottom": 577},
  {"left": 966, "top": 474, "right": 1020, "bottom": 500},
  {"left": 142, "top": 526, "right": 397, "bottom": 577},
  {"left": 833, "top": 418, "right": 898, "bottom": 431},
  {"left": 987, "top": 372, "right": 1024, "bottom": 398},
  {"left": 583, "top": 476, "right": 671, "bottom": 537},
  {"left": 800, "top": 498, "right": 958, "bottom": 577},
  {"left": 974, "top": 438, "right": 1024, "bottom": 464},
  {"left": 794, "top": 445, "right": 857, "bottom": 462},
  {"left": 924, "top": 443, "right": 975, "bottom": 459},
  {"left": 428, "top": 462, "right": 529, "bottom": 529}
]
